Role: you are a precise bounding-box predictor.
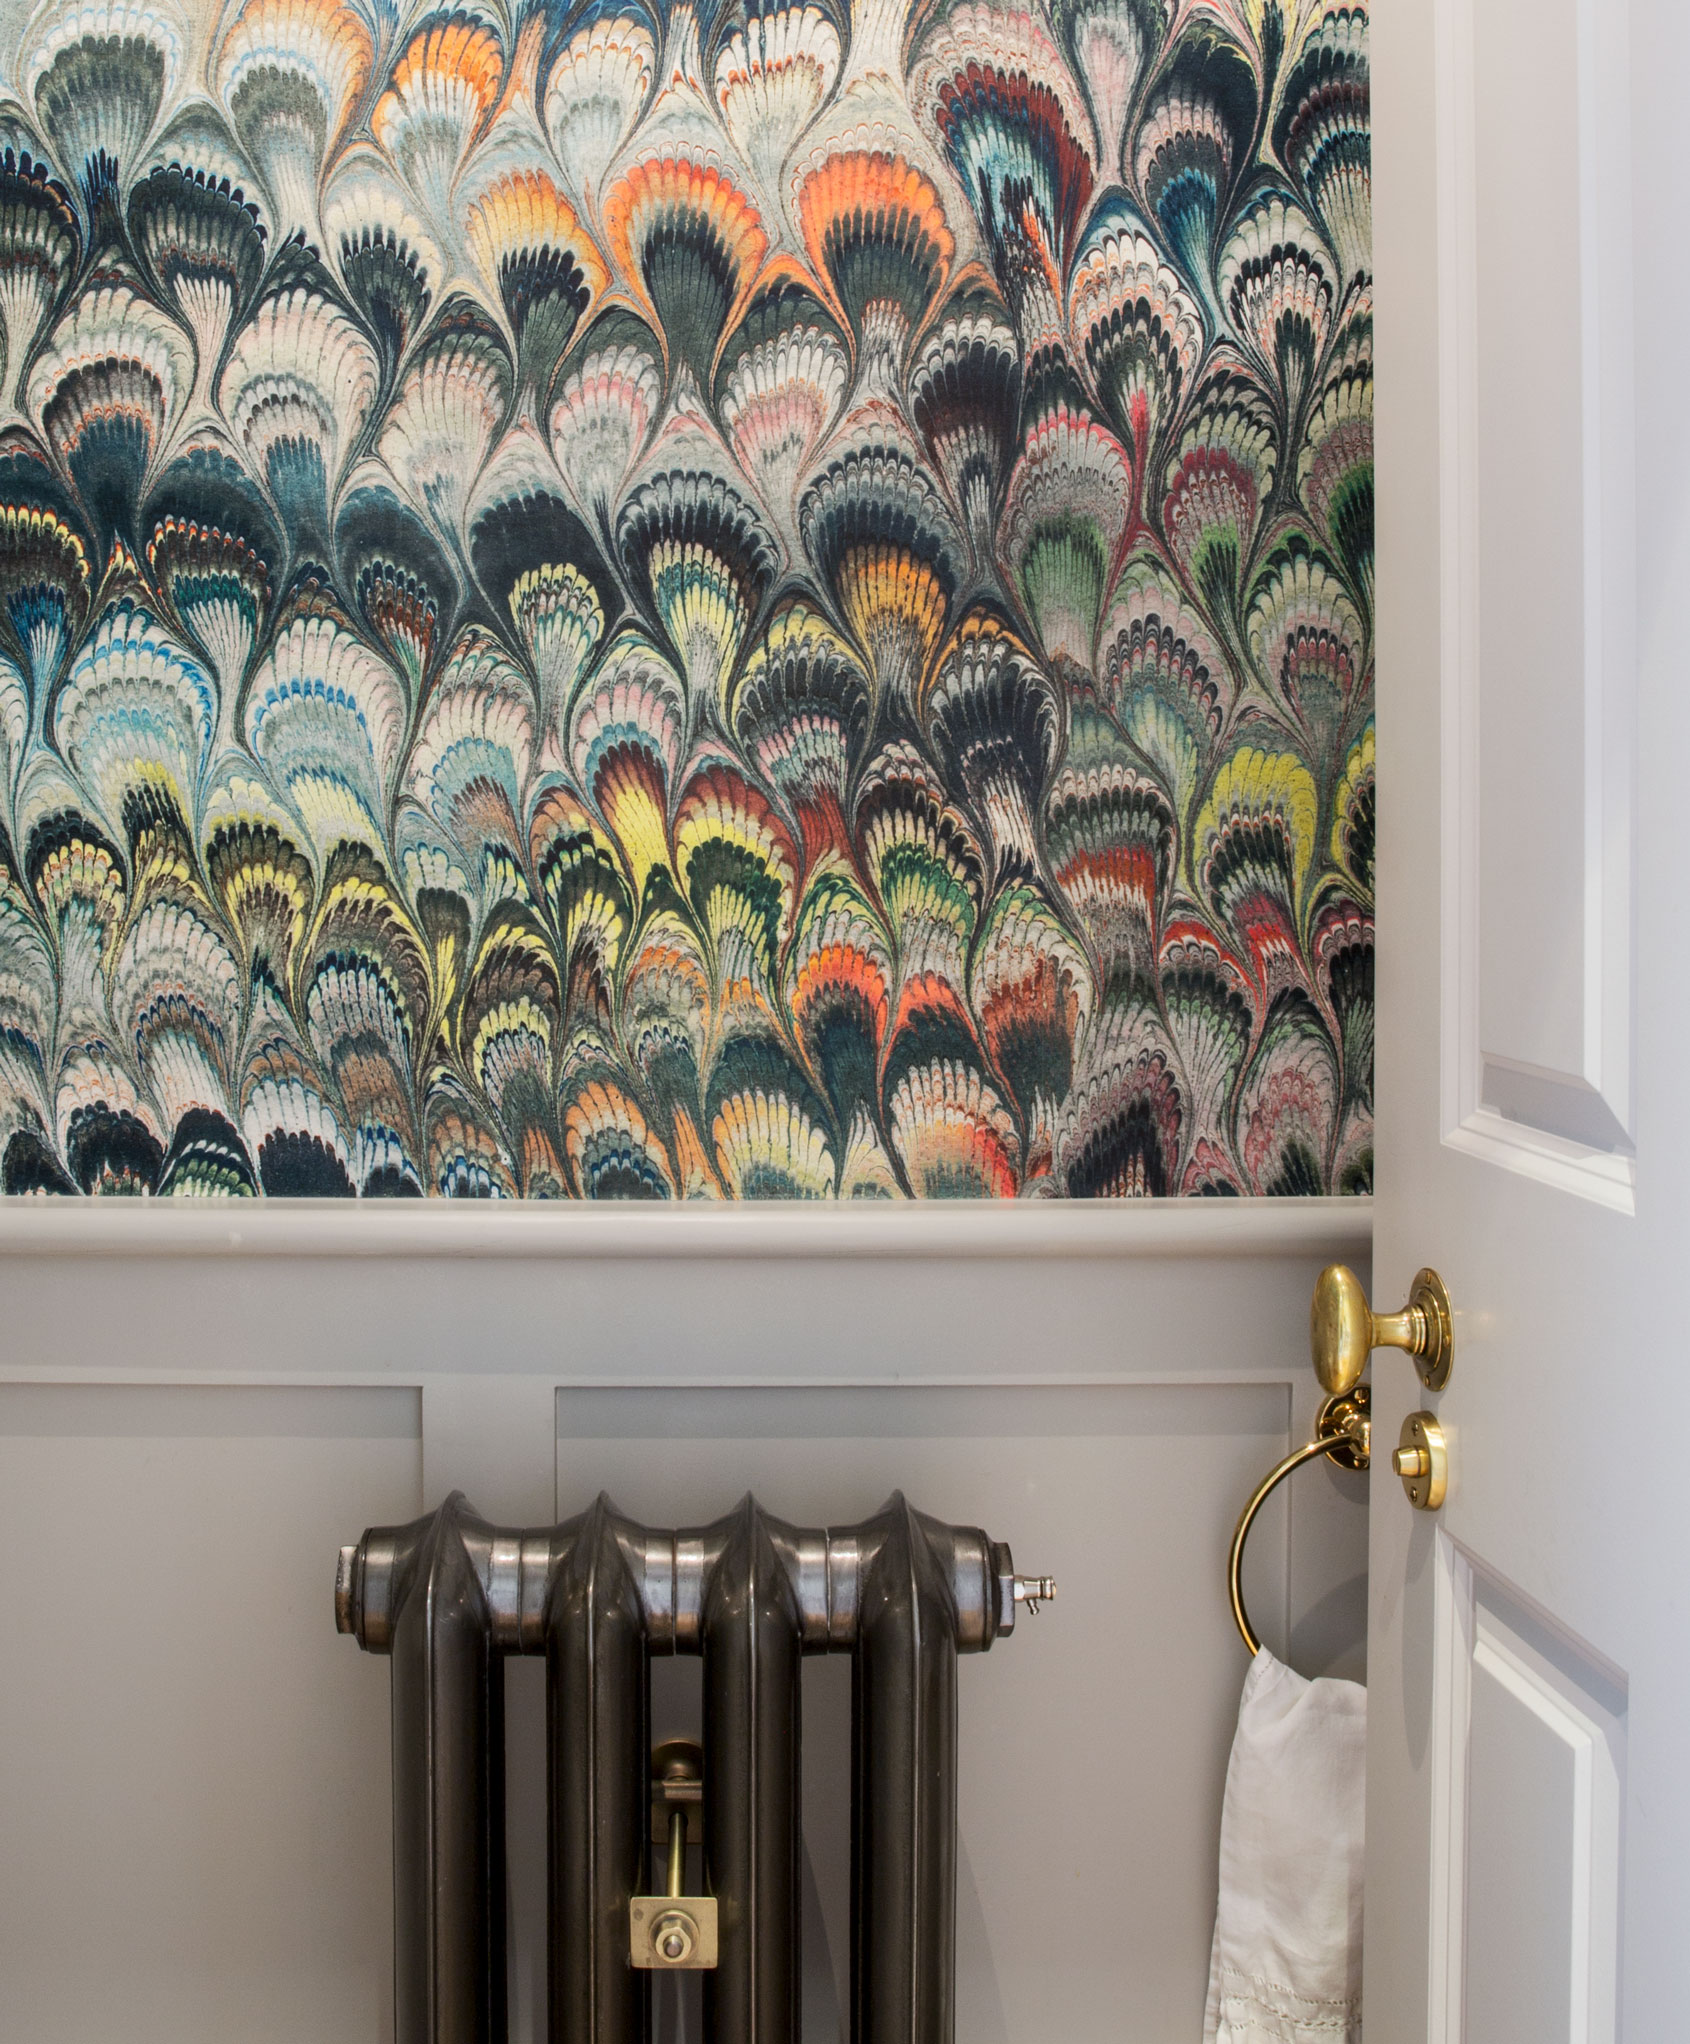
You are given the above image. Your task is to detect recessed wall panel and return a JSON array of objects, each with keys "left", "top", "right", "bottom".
[
  {"left": 556, "top": 1380, "right": 1317, "bottom": 2044},
  {"left": 0, "top": 1384, "right": 422, "bottom": 2044}
]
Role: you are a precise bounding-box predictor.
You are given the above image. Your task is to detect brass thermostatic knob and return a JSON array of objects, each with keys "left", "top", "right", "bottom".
[
  {"left": 1310, "top": 1264, "right": 1454, "bottom": 1394},
  {"left": 1393, "top": 1412, "right": 1448, "bottom": 1511}
]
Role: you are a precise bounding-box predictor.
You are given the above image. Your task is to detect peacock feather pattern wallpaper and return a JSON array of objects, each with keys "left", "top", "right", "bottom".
[{"left": 0, "top": 0, "right": 1371, "bottom": 1199}]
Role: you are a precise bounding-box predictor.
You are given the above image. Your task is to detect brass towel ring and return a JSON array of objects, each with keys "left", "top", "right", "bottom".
[{"left": 1228, "top": 1387, "right": 1371, "bottom": 1656}]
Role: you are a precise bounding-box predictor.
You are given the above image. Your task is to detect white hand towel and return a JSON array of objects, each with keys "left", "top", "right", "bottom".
[{"left": 1203, "top": 1649, "right": 1365, "bottom": 2043}]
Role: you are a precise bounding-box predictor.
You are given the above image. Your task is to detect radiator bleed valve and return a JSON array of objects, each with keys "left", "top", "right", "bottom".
[
  {"left": 1012, "top": 1574, "right": 1057, "bottom": 1614},
  {"left": 629, "top": 1739, "right": 718, "bottom": 1970}
]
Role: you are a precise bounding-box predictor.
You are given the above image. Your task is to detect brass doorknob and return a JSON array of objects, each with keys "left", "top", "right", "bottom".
[{"left": 1310, "top": 1264, "right": 1454, "bottom": 1394}]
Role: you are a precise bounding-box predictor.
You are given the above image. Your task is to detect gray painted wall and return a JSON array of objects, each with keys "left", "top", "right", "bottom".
[{"left": 0, "top": 1202, "right": 1370, "bottom": 2042}]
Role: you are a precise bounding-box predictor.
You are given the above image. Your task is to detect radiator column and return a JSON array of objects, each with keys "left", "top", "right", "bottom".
[
  {"left": 701, "top": 1499, "right": 803, "bottom": 2044},
  {"left": 852, "top": 1493, "right": 959, "bottom": 2044},
  {"left": 546, "top": 1495, "right": 651, "bottom": 2044},
  {"left": 383, "top": 1494, "right": 507, "bottom": 2044}
]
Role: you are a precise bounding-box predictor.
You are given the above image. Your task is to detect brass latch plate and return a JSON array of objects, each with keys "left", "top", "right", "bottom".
[
  {"left": 630, "top": 1894, "right": 719, "bottom": 1969},
  {"left": 1394, "top": 1411, "right": 1448, "bottom": 1511}
]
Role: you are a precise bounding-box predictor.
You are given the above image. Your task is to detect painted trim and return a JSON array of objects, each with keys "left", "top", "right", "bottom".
[
  {"left": 0, "top": 1194, "right": 1372, "bottom": 1261},
  {"left": 1469, "top": 1633, "right": 1600, "bottom": 2037},
  {"left": 1428, "top": 1539, "right": 1626, "bottom": 2044},
  {"left": 0, "top": 1367, "right": 1318, "bottom": 1389},
  {"left": 1443, "top": 1109, "right": 1634, "bottom": 1216},
  {"left": 1433, "top": 0, "right": 1637, "bottom": 1214},
  {"left": 1426, "top": 1531, "right": 1474, "bottom": 2044}
]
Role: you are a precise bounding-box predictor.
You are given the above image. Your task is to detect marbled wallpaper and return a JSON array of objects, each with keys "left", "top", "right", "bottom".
[{"left": 0, "top": 0, "right": 1371, "bottom": 1198}]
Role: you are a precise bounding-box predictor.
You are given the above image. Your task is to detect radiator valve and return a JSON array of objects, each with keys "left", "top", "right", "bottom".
[{"left": 630, "top": 1739, "right": 718, "bottom": 1970}]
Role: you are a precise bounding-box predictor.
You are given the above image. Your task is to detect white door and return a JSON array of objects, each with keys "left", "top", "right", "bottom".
[{"left": 1369, "top": 0, "right": 1690, "bottom": 2037}]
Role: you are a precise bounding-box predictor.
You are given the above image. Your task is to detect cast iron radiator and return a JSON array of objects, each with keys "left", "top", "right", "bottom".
[{"left": 336, "top": 1490, "right": 1051, "bottom": 2044}]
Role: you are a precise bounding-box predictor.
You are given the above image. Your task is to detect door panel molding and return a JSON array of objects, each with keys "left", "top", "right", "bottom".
[
  {"left": 1427, "top": 1535, "right": 1625, "bottom": 2044},
  {"left": 1434, "top": 0, "right": 1638, "bottom": 1211}
]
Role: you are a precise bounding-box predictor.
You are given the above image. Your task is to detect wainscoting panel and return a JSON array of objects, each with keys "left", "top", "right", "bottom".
[
  {"left": 0, "top": 1383, "right": 422, "bottom": 2043},
  {"left": 0, "top": 1208, "right": 1368, "bottom": 2041},
  {"left": 555, "top": 1381, "right": 1307, "bottom": 2044}
]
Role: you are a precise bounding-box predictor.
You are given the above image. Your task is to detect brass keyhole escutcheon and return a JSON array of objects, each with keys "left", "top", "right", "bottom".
[
  {"left": 1311, "top": 1264, "right": 1454, "bottom": 1395},
  {"left": 1393, "top": 1412, "right": 1448, "bottom": 1511}
]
